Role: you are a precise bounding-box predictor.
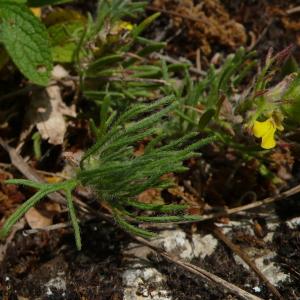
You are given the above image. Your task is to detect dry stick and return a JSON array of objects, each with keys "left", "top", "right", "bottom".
[
  {"left": 286, "top": 6, "right": 300, "bottom": 14},
  {"left": 140, "top": 183, "right": 300, "bottom": 230},
  {"left": 0, "top": 137, "right": 65, "bottom": 205},
  {"left": 247, "top": 19, "right": 274, "bottom": 51},
  {"left": 149, "top": 183, "right": 300, "bottom": 226},
  {"left": 211, "top": 225, "right": 283, "bottom": 300},
  {"left": 133, "top": 235, "right": 263, "bottom": 300},
  {"left": 0, "top": 138, "right": 115, "bottom": 225},
  {"left": 0, "top": 138, "right": 106, "bottom": 218}
]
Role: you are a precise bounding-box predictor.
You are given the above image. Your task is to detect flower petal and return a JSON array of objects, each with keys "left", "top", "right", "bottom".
[
  {"left": 252, "top": 119, "right": 273, "bottom": 138},
  {"left": 261, "top": 126, "right": 276, "bottom": 149},
  {"left": 31, "top": 8, "right": 41, "bottom": 18}
]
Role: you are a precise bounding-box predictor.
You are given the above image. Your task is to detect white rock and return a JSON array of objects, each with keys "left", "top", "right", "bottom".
[
  {"left": 44, "top": 275, "right": 66, "bottom": 292},
  {"left": 255, "top": 254, "right": 289, "bottom": 286},
  {"left": 192, "top": 234, "right": 218, "bottom": 259},
  {"left": 157, "top": 230, "right": 193, "bottom": 260},
  {"left": 122, "top": 264, "right": 172, "bottom": 300},
  {"left": 286, "top": 217, "right": 300, "bottom": 229}
]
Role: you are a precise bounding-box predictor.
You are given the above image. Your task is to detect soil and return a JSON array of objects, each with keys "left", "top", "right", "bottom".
[
  {"left": 1, "top": 1, "right": 300, "bottom": 299},
  {"left": 0, "top": 222, "right": 124, "bottom": 299}
]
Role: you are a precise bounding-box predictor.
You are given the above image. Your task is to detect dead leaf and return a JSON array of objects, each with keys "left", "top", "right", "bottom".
[
  {"left": 168, "top": 185, "right": 204, "bottom": 215},
  {"left": 25, "top": 207, "right": 53, "bottom": 229},
  {"left": 25, "top": 201, "right": 61, "bottom": 229},
  {"left": 23, "top": 84, "right": 76, "bottom": 146},
  {"left": 137, "top": 188, "right": 162, "bottom": 204}
]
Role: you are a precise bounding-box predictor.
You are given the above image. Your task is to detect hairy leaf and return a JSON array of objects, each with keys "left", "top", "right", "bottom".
[{"left": 0, "top": 2, "right": 53, "bottom": 85}]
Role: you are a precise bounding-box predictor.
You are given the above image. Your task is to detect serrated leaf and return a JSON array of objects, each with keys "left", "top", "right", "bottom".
[{"left": 0, "top": 2, "right": 53, "bottom": 85}]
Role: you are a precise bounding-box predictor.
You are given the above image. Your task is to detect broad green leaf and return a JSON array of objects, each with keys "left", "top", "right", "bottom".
[
  {"left": 28, "top": 0, "right": 73, "bottom": 6},
  {"left": 0, "top": 2, "right": 53, "bottom": 85}
]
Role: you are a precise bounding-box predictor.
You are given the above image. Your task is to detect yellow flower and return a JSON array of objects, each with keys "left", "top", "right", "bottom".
[
  {"left": 31, "top": 8, "right": 41, "bottom": 18},
  {"left": 119, "top": 21, "right": 133, "bottom": 31},
  {"left": 252, "top": 118, "right": 283, "bottom": 149}
]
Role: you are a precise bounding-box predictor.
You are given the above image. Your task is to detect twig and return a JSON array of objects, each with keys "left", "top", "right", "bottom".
[
  {"left": 211, "top": 225, "right": 283, "bottom": 300},
  {"left": 0, "top": 137, "right": 66, "bottom": 205},
  {"left": 286, "top": 6, "right": 300, "bottom": 14},
  {"left": 0, "top": 137, "right": 111, "bottom": 220},
  {"left": 143, "top": 183, "right": 300, "bottom": 226},
  {"left": 247, "top": 19, "right": 274, "bottom": 51},
  {"left": 23, "top": 222, "right": 71, "bottom": 235},
  {"left": 133, "top": 235, "right": 263, "bottom": 300}
]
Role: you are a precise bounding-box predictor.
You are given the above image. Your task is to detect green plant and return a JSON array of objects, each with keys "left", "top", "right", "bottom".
[
  {"left": 0, "top": 96, "right": 217, "bottom": 249},
  {"left": 159, "top": 47, "right": 257, "bottom": 137},
  {"left": 0, "top": 1, "right": 53, "bottom": 85}
]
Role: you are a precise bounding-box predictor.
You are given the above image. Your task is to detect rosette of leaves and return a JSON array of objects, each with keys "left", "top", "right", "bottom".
[{"left": 0, "top": 96, "right": 216, "bottom": 250}]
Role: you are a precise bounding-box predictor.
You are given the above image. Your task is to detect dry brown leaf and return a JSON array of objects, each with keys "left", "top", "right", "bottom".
[
  {"left": 25, "top": 202, "right": 60, "bottom": 229},
  {"left": 35, "top": 85, "right": 76, "bottom": 145},
  {"left": 137, "top": 188, "right": 163, "bottom": 204},
  {"left": 21, "top": 65, "right": 76, "bottom": 146},
  {"left": 25, "top": 207, "right": 53, "bottom": 229}
]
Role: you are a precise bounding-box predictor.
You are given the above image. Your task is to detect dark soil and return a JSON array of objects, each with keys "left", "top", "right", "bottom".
[
  {"left": 1, "top": 1, "right": 300, "bottom": 299},
  {"left": 0, "top": 222, "right": 124, "bottom": 299}
]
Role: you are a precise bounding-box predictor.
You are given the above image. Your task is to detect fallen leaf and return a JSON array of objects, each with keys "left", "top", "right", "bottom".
[
  {"left": 24, "top": 83, "right": 76, "bottom": 145},
  {"left": 25, "top": 207, "right": 52, "bottom": 229},
  {"left": 24, "top": 200, "right": 61, "bottom": 230},
  {"left": 137, "top": 188, "right": 163, "bottom": 204}
]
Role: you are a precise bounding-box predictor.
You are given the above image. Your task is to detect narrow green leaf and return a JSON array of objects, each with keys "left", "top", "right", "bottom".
[
  {"left": 198, "top": 109, "right": 215, "bottom": 130},
  {"left": 115, "top": 213, "right": 156, "bottom": 238},
  {"left": 65, "top": 188, "right": 81, "bottom": 250},
  {"left": 0, "top": 189, "right": 47, "bottom": 238},
  {"left": 131, "top": 12, "right": 160, "bottom": 38},
  {"left": 5, "top": 178, "right": 46, "bottom": 189},
  {"left": 126, "top": 199, "right": 187, "bottom": 212}
]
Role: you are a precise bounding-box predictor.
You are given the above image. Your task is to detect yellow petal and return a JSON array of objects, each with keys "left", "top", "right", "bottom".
[
  {"left": 119, "top": 21, "right": 133, "bottom": 31},
  {"left": 261, "top": 126, "right": 276, "bottom": 149},
  {"left": 31, "top": 8, "right": 41, "bottom": 18},
  {"left": 252, "top": 119, "right": 273, "bottom": 138}
]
